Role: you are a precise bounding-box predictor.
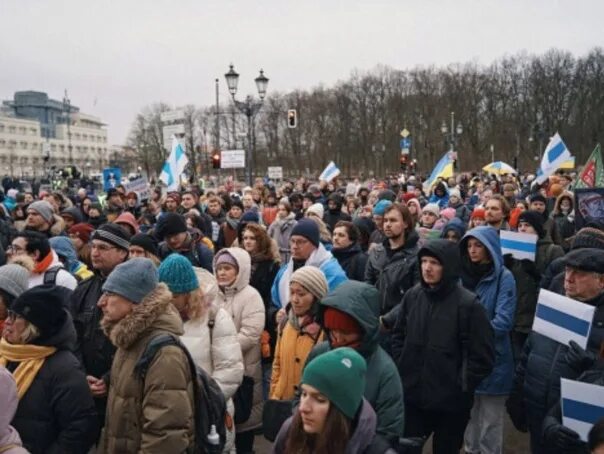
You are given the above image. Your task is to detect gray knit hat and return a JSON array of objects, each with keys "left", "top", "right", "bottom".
[
  {"left": 0, "top": 264, "right": 30, "bottom": 298},
  {"left": 102, "top": 258, "right": 158, "bottom": 304},
  {"left": 27, "top": 201, "right": 54, "bottom": 223},
  {"left": 290, "top": 266, "right": 328, "bottom": 301}
]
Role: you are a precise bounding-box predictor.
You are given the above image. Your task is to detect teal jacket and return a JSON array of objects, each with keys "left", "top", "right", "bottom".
[{"left": 306, "top": 281, "right": 405, "bottom": 441}]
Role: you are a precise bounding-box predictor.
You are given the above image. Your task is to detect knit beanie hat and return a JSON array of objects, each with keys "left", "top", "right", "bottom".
[
  {"left": 27, "top": 201, "right": 54, "bottom": 223},
  {"left": 449, "top": 188, "right": 461, "bottom": 199},
  {"left": 115, "top": 212, "right": 139, "bottom": 234},
  {"left": 130, "top": 233, "right": 159, "bottom": 256},
  {"left": 291, "top": 218, "right": 320, "bottom": 247},
  {"left": 11, "top": 285, "right": 67, "bottom": 340},
  {"left": 471, "top": 208, "right": 486, "bottom": 220},
  {"left": 290, "top": 266, "right": 328, "bottom": 301},
  {"left": 158, "top": 254, "right": 199, "bottom": 294},
  {"left": 241, "top": 211, "right": 260, "bottom": 223},
  {"left": 441, "top": 207, "right": 456, "bottom": 221},
  {"left": 68, "top": 223, "right": 94, "bottom": 244},
  {"left": 155, "top": 213, "right": 188, "bottom": 240},
  {"left": 91, "top": 223, "right": 132, "bottom": 251},
  {"left": 302, "top": 347, "right": 367, "bottom": 419},
  {"left": 215, "top": 250, "right": 239, "bottom": 269},
  {"left": 166, "top": 192, "right": 181, "bottom": 204},
  {"left": 572, "top": 227, "right": 604, "bottom": 250},
  {"left": 422, "top": 203, "right": 440, "bottom": 216},
  {"left": 0, "top": 263, "right": 30, "bottom": 298},
  {"left": 102, "top": 258, "right": 158, "bottom": 304},
  {"left": 372, "top": 199, "right": 392, "bottom": 216},
  {"left": 401, "top": 192, "right": 415, "bottom": 203},
  {"left": 307, "top": 203, "right": 324, "bottom": 219},
  {"left": 323, "top": 307, "right": 362, "bottom": 335},
  {"left": 529, "top": 193, "right": 547, "bottom": 205},
  {"left": 518, "top": 210, "right": 545, "bottom": 238},
  {"left": 378, "top": 190, "right": 396, "bottom": 202}
]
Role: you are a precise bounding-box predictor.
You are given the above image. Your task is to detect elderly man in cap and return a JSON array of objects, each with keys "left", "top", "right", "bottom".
[
  {"left": 25, "top": 200, "right": 61, "bottom": 237},
  {"left": 69, "top": 223, "right": 132, "bottom": 429},
  {"left": 507, "top": 248, "right": 604, "bottom": 454}
]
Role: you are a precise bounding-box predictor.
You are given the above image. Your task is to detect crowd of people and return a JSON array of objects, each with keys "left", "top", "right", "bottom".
[{"left": 0, "top": 170, "right": 603, "bottom": 454}]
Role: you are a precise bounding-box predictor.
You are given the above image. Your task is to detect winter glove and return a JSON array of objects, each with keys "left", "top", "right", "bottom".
[
  {"left": 505, "top": 396, "right": 528, "bottom": 433},
  {"left": 565, "top": 340, "right": 596, "bottom": 372},
  {"left": 544, "top": 423, "right": 584, "bottom": 451}
]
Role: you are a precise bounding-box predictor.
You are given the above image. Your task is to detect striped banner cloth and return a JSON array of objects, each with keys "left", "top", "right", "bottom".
[
  {"left": 500, "top": 230, "right": 538, "bottom": 261},
  {"left": 561, "top": 378, "right": 604, "bottom": 441}
]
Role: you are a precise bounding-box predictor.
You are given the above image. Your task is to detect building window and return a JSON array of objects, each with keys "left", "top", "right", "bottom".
[
  {"left": 60, "top": 145, "right": 65, "bottom": 152},
  {"left": 0, "top": 140, "right": 4, "bottom": 147},
  {"left": 19, "top": 127, "right": 26, "bottom": 135},
  {"left": 8, "top": 126, "right": 16, "bottom": 133},
  {"left": 83, "top": 134, "right": 88, "bottom": 140},
  {"left": 51, "top": 144, "right": 57, "bottom": 151},
  {"left": 20, "top": 142, "right": 28, "bottom": 149},
  {"left": 30, "top": 128, "right": 37, "bottom": 135},
  {"left": 74, "top": 133, "right": 80, "bottom": 140},
  {"left": 0, "top": 124, "right": 4, "bottom": 132}
]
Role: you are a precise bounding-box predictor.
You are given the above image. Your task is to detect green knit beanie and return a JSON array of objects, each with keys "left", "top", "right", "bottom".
[
  {"left": 301, "top": 347, "right": 367, "bottom": 419},
  {"left": 158, "top": 253, "right": 199, "bottom": 294}
]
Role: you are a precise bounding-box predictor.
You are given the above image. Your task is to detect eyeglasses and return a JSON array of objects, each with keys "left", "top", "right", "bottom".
[
  {"left": 7, "top": 244, "right": 25, "bottom": 253},
  {"left": 91, "top": 243, "right": 118, "bottom": 252},
  {"left": 290, "top": 238, "right": 309, "bottom": 247}
]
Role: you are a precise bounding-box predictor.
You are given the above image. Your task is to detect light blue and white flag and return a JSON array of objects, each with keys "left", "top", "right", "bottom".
[
  {"left": 500, "top": 230, "right": 538, "bottom": 261},
  {"left": 160, "top": 136, "right": 188, "bottom": 191},
  {"left": 319, "top": 161, "right": 340, "bottom": 182},
  {"left": 535, "top": 132, "right": 572, "bottom": 184},
  {"left": 532, "top": 289, "right": 595, "bottom": 348},
  {"left": 561, "top": 378, "right": 604, "bottom": 441}
]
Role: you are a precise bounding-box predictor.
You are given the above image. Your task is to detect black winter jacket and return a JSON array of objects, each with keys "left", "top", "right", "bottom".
[
  {"left": 365, "top": 230, "right": 420, "bottom": 314},
  {"left": 507, "top": 292, "right": 604, "bottom": 444},
  {"left": 249, "top": 257, "right": 280, "bottom": 363},
  {"left": 391, "top": 239, "right": 495, "bottom": 412},
  {"left": 332, "top": 243, "right": 368, "bottom": 281},
  {"left": 9, "top": 312, "right": 100, "bottom": 454},
  {"left": 323, "top": 193, "right": 351, "bottom": 232}
]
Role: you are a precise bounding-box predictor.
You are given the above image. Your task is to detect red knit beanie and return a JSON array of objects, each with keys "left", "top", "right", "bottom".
[
  {"left": 323, "top": 307, "right": 362, "bottom": 334},
  {"left": 471, "top": 208, "right": 486, "bottom": 220},
  {"left": 68, "top": 223, "right": 95, "bottom": 243},
  {"left": 402, "top": 192, "right": 415, "bottom": 203}
]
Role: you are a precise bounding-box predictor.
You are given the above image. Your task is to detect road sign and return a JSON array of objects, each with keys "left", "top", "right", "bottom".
[
  {"left": 268, "top": 166, "right": 283, "bottom": 179},
  {"left": 400, "top": 128, "right": 410, "bottom": 138},
  {"left": 162, "top": 124, "right": 185, "bottom": 151},
  {"left": 400, "top": 138, "right": 412, "bottom": 149},
  {"left": 160, "top": 109, "right": 185, "bottom": 123},
  {"left": 220, "top": 150, "right": 246, "bottom": 169}
]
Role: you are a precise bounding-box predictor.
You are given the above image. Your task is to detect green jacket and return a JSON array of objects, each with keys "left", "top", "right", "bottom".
[{"left": 306, "top": 281, "right": 405, "bottom": 441}]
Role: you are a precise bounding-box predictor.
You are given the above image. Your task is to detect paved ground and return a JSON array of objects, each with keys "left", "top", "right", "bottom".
[{"left": 252, "top": 414, "right": 530, "bottom": 453}]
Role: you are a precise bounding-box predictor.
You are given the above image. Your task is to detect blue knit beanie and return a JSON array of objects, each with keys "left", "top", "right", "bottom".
[
  {"left": 290, "top": 218, "right": 320, "bottom": 247},
  {"left": 103, "top": 257, "right": 158, "bottom": 304},
  {"left": 158, "top": 254, "right": 199, "bottom": 294},
  {"left": 372, "top": 199, "right": 393, "bottom": 216}
]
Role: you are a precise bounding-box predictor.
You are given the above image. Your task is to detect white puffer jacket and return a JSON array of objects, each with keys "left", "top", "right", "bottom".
[
  {"left": 213, "top": 248, "right": 265, "bottom": 433},
  {"left": 181, "top": 268, "right": 243, "bottom": 453}
]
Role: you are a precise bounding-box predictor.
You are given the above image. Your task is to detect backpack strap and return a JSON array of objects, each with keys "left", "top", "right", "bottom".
[
  {"left": 134, "top": 334, "right": 179, "bottom": 379},
  {"left": 207, "top": 305, "right": 219, "bottom": 345},
  {"left": 43, "top": 265, "right": 63, "bottom": 285}
]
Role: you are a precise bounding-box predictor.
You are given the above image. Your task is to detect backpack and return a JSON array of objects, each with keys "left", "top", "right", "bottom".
[
  {"left": 43, "top": 265, "right": 63, "bottom": 285},
  {"left": 135, "top": 314, "right": 227, "bottom": 454}
]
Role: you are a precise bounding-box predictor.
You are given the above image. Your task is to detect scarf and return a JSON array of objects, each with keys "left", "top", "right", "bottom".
[
  {"left": 461, "top": 256, "right": 494, "bottom": 291},
  {"left": 33, "top": 251, "right": 54, "bottom": 274},
  {"left": 0, "top": 338, "right": 56, "bottom": 399},
  {"left": 225, "top": 215, "right": 240, "bottom": 231},
  {"left": 287, "top": 308, "right": 322, "bottom": 340}
]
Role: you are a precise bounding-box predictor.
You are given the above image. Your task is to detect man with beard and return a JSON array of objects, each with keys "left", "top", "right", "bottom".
[
  {"left": 205, "top": 195, "right": 226, "bottom": 243},
  {"left": 529, "top": 193, "right": 562, "bottom": 245},
  {"left": 484, "top": 195, "right": 510, "bottom": 232},
  {"left": 365, "top": 203, "right": 419, "bottom": 316}
]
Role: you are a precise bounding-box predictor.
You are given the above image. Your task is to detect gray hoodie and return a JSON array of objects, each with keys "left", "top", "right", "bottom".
[{"left": 0, "top": 367, "right": 29, "bottom": 453}]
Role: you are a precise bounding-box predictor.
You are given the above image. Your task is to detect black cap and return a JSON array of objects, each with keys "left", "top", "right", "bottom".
[
  {"left": 563, "top": 248, "right": 604, "bottom": 273},
  {"left": 518, "top": 210, "right": 545, "bottom": 239},
  {"left": 155, "top": 213, "right": 188, "bottom": 240},
  {"left": 91, "top": 223, "right": 132, "bottom": 250},
  {"left": 11, "top": 285, "right": 67, "bottom": 341},
  {"left": 529, "top": 193, "right": 547, "bottom": 205},
  {"left": 130, "top": 233, "right": 159, "bottom": 256}
]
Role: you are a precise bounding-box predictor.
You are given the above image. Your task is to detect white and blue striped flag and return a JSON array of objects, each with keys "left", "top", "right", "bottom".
[
  {"left": 500, "top": 230, "right": 538, "bottom": 261},
  {"left": 319, "top": 161, "right": 340, "bottom": 182},
  {"left": 160, "top": 136, "right": 188, "bottom": 191},
  {"left": 561, "top": 378, "right": 604, "bottom": 441},
  {"left": 532, "top": 289, "right": 595, "bottom": 349},
  {"left": 535, "top": 132, "right": 572, "bottom": 184}
]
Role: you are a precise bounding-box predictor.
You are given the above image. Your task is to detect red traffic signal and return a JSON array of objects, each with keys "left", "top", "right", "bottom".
[
  {"left": 287, "top": 109, "right": 297, "bottom": 128},
  {"left": 212, "top": 153, "right": 221, "bottom": 169},
  {"left": 400, "top": 155, "right": 408, "bottom": 171}
]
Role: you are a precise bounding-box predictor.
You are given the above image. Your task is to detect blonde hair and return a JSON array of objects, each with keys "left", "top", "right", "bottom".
[
  {"left": 20, "top": 322, "right": 40, "bottom": 344},
  {"left": 183, "top": 287, "right": 208, "bottom": 321}
]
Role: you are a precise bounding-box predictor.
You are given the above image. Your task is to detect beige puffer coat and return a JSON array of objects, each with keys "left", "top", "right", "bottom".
[{"left": 213, "top": 248, "right": 265, "bottom": 433}]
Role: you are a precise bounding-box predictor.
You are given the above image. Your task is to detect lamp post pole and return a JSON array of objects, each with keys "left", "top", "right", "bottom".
[
  {"left": 224, "top": 65, "right": 269, "bottom": 185},
  {"left": 441, "top": 111, "right": 463, "bottom": 171},
  {"left": 63, "top": 90, "right": 72, "bottom": 164}
]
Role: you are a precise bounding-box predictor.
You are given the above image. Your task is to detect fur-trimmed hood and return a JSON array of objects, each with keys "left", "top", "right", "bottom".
[{"left": 102, "top": 283, "right": 182, "bottom": 349}]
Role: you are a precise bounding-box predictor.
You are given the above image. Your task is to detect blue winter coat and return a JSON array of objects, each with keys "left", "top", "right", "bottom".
[
  {"left": 460, "top": 226, "right": 517, "bottom": 395},
  {"left": 429, "top": 193, "right": 449, "bottom": 209}
]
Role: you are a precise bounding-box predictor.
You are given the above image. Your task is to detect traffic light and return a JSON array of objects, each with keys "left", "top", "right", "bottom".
[
  {"left": 212, "top": 152, "right": 221, "bottom": 169},
  {"left": 400, "top": 155, "right": 408, "bottom": 171},
  {"left": 287, "top": 109, "right": 297, "bottom": 128}
]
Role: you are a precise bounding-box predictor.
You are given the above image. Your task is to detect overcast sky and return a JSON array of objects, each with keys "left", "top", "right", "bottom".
[{"left": 1, "top": 0, "right": 602, "bottom": 145}]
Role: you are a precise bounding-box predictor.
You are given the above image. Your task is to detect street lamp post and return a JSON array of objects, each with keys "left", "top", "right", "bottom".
[
  {"left": 441, "top": 111, "right": 463, "bottom": 170},
  {"left": 224, "top": 64, "right": 269, "bottom": 185},
  {"left": 63, "top": 90, "right": 73, "bottom": 164}
]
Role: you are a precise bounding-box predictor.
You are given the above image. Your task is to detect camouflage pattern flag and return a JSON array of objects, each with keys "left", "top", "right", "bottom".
[{"left": 575, "top": 144, "right": 604, "bottom": 189}]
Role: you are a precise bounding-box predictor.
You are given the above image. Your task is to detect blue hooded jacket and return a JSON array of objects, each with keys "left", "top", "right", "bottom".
[{"left": 460, "top": 226, "right": 517, "bottom": 395}]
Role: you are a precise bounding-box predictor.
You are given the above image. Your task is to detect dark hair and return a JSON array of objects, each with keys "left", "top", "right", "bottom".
[
  {"left": 0, "top": 288, "right": 15, "bottom": 309},
  {"left": 278, "top": 201, "right": 292, "bottom": 213},
  {"left": 285, "top": 404, "right": 351, "bottom": 454},
  {"left": 15, "top": 231, "right": 51, "bottom": 258},
  {"left": 589, "top": 417, "right": 604, "bottom": 451},
  {"left": 383, "top": 202, "right": 414, "bottom": 236},
  {"left": 334, "top": 221, "right": 360, "bottom": 244}
]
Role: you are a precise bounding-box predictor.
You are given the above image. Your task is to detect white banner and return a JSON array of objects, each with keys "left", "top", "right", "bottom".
[
  {"left": 123, "top": 177, "right": 150, "bottom": 201},
  {"left": 221, "top": 150, "right": 246, "bottom": 169},
  {"left": 500, "top": 230, "right": 538, "bottom": 261},
  {"left": 562, "top": 378, "right": 604, "bottom": 441}
]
